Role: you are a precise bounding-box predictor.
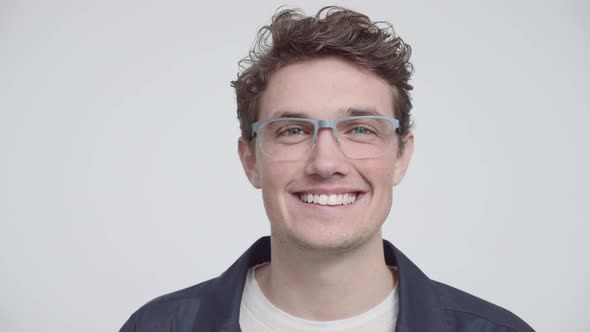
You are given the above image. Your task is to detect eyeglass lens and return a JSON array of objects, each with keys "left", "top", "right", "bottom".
[{"left": 257, "top": 118, "right": 395, "bottom": 161}]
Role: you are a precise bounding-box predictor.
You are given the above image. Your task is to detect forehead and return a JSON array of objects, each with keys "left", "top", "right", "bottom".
[{"left": 258, "top": 56, "right": 395, "bottom": 120}]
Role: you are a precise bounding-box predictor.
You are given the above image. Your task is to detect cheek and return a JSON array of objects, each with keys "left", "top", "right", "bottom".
[
  {"left": 383, "top": 154, "right": 398, "bottom": 185},
  {"left": 259, "top": 160, "right": 301, "bottom": 190},
  {"left": 384, "top": 164, "right": 395, "bottom": 186},
  {"left": 360, "top": 158, "right": 396, "bottom": 187}
]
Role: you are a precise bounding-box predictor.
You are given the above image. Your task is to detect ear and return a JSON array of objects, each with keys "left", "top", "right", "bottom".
[
  {"left": 238, "top": 137, "right": 261, "bottom": 189},
  {"left": 392, "top": 131, "right": 414, "bottom": 186}
]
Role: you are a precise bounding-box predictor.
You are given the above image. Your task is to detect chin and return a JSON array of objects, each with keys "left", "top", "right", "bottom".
[{"left": 280, "top": 227, "right": 379, "bottom": 254}]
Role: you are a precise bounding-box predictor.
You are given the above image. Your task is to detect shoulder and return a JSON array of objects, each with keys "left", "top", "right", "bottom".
[
  {"left": 119, "top": 277, "right": 217, "bottom": 332},
  {"left": 431, "top": 280, "right": 535, "bottom": 332}
]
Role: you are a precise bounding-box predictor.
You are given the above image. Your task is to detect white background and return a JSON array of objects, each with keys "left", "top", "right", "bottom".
[{"left": 1, "top": 0, "right": 588, "bottom": 331}]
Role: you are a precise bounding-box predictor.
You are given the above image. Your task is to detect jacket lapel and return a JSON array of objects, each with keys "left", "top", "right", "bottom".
[
  {"left": 193, "top": 238, "right": 270, "bottom": 331},
  {"left": 384, "top": 240, "right": 446, "bottom": 332},
  {"left": 194, "top": 237, "right": 446, "bottom": 332}
]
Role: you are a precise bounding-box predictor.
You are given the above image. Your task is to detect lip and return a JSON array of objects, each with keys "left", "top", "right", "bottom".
[{"left": 291, "top": 187, "right": 365, "bottom": 195}]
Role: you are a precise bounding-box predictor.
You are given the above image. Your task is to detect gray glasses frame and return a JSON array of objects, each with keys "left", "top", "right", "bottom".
[{"left": 252, "top": 115, "right": 400, "bottom": 146}]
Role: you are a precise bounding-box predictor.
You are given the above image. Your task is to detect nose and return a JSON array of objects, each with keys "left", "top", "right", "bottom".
[{"left": 304, "top": 128, "right": 350, "bottom": 178}]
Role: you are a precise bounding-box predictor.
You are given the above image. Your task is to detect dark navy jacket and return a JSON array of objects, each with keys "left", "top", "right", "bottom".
[{"left": 120, "top": 237, "right": 534, "bottom": 331}]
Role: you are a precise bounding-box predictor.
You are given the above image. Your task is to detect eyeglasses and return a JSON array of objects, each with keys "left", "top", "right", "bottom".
[{"left": 252, "top": 116, "right": 399, "bottom": 161}]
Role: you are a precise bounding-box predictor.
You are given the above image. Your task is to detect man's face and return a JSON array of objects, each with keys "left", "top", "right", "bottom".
[{"left": 239, "top": 56, "right": 414, "bottom": 253}]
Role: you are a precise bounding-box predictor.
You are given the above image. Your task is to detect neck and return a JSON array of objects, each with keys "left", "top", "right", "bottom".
[{"left": 255, "top": 232, "right": 397, "bottom": 321}]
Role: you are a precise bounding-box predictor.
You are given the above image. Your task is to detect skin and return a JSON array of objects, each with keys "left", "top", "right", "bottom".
[{"left": 238, "top": 56, "right": 414, "bottom": 321}]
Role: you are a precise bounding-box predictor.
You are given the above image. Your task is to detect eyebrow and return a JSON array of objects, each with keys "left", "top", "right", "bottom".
[
  {"left": 271, "top": 111, "right": 310, "bottom": 118},
  {"left": 271, "top": 107, "right": 381, "bottom": 119},
  {"left": 345, "top": 107, "right": 381, "bottom": 117}
]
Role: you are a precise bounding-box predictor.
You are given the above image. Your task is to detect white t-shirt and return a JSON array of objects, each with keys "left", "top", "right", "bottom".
[{"left": 239, "top": 264, "right": 399, "bottom": 332}]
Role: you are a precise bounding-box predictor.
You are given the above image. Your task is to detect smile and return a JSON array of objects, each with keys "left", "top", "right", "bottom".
[{"left": 298, "top": 193, "right": 358, "bottom": 206}]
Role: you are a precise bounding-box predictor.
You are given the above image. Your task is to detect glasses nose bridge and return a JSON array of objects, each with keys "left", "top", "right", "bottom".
[{"left": 312, "top": 119, "right": 341, "bottom": 146}]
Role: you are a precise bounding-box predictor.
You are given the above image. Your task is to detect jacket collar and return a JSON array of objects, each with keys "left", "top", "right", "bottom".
[{"left": 194, "top": 236, "right": 445, "bottom": 332}]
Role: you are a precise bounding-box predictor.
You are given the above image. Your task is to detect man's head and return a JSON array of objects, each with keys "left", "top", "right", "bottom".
[
  {"left": 235, "top": 7, "right": 414, "bottom": 253},
  {"left": 232, "top": 6, "right": 414, "bottom": 154}
]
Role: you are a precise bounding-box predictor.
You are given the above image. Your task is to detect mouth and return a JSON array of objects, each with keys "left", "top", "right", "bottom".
[{"left": 296, "top": 192, "right": 360, "bottom": 206}]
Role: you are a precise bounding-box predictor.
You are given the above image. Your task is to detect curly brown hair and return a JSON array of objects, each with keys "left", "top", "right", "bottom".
[{"left": 231, "top": 6, "right": 414, "bottom": 151}]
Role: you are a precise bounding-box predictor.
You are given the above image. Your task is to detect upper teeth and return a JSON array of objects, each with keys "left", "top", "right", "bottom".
[{"left": 299, "top": 193, "right": 357, "bottom": 206}]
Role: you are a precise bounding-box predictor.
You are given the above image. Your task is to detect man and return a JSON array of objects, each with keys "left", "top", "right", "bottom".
[{"left": 120, "top": 6, "right": 534, "bottom": 331}]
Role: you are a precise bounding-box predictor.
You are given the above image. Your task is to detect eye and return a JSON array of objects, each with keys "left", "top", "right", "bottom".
[
  {"left": 279, "top": 126, "right": 307, "bottom": 136},
  {"left": 350, "top": 126, "right": 375, "bottom": 135}
]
